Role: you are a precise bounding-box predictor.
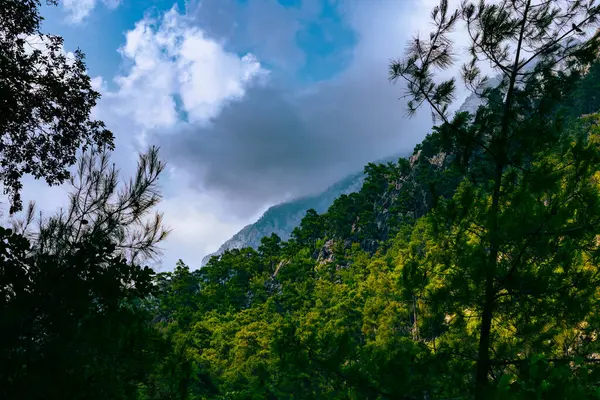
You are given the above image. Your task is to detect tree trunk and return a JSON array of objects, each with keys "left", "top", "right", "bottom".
[
  {"left": 474, "top": 2, "right": 531, "bottom": 397},
  {"left": 474, "top": 162, "right": 502, "bottom": 399}
]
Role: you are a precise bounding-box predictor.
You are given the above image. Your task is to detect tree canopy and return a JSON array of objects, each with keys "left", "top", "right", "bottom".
[{"left": 3, "top": 0, "right": 600, "bottom": 399}]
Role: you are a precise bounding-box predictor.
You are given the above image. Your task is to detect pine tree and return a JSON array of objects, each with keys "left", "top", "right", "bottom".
[
  {"left": 1, "top": 147, "right": 169, "bottom": 399},
  {"left": 12, "top": 146, "right": 169, "bottom": 264},
  {"left": 390, "top": 0, "right": 600, "bottom": 397}
]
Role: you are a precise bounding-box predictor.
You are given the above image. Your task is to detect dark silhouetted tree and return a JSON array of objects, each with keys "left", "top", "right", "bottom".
[
  {"left": 1, "top": 147, "right": 169, "bottom": 399},
  {"left": 0, "top": 0, "right": 113, "bottom": 213}
]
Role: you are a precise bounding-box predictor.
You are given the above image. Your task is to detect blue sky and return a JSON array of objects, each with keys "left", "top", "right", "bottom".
[
  {"left": 29, "top": 0, "right": 445, "bottom": 270},
  {"left": 42, "top": 0, "right": 357, "bottom": 87},
  {"left": 41, "top": 0, "right": 188, "bottom": 80}
]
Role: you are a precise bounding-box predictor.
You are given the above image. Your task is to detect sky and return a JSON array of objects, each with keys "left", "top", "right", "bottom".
[{"left": 16, "top": 0, "right": 470, "bottom": 271}]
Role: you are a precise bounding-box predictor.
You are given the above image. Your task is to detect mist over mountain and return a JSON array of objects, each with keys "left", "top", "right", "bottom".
[
  {"left": 199, "top": 85, "right": 495, "bottom": 266},
  {"left": 201, "top": 154, "right": 403, "bottom": 265}
]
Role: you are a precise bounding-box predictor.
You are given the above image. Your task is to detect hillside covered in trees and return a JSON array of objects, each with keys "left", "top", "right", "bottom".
[{"left": 4, "top": 0, "right": 600, "bottom": 399}]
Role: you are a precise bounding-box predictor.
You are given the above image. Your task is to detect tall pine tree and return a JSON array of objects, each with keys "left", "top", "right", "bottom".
[{"left": 390, "top": 0, "right": 600, "bottom": 397}]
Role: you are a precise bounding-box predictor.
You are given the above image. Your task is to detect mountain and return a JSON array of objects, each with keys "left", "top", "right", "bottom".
[
  {"left": 201, "top": 155, "right": 402, "bottom": 265},
  {"left": 201, "top": 66, "right": 531, "bottom": 266}
]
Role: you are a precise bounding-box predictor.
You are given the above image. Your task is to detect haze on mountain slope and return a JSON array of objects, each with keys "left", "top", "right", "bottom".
[
  {"left": 201, "top": 154, "right": 403, "bottom": 265},
  {"left": 201, "top": 89, "right": 485, "bottom": 266}
]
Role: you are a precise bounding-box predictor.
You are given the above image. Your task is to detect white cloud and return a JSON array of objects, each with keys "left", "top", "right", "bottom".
[
  {"left": 115, "top": 0, "right": 465, "bottom": 269},
  {"left": 62, "top": 0, "right": 121, "bottom": 24},
  {"left": 106, "top": 6, "right": 267, "bottom": 132},
  {"left": 155, "top": 167, "right": 263, "bottom": 270}
]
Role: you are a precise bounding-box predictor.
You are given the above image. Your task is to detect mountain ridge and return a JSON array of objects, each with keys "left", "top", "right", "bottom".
[
  {"left": 201, "top": 154, "right": 402, "bottom": 265},
  {"left": 200, "top": 79, "right": 499, "bottom": 266}
]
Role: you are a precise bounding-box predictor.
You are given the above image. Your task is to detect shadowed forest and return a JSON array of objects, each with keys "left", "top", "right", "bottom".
[{"left": 3, "top": 0, "right": 600, "bottom": 399}]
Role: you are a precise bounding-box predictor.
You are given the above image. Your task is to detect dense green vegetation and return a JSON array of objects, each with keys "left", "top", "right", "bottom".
[{"left": 3, "top": 0, "right": 600, "bottom": 399}]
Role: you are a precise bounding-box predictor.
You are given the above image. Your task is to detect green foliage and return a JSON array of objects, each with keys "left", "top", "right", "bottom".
[
  {"left": 0, "top": 226, "right": 159, "bottom": 400},
  {"left": 390, "top": 0, "right": 600, "bottom": 397},
  {"left": 0, "top": 0, "right": 114, "bottom": 213},
  {"left": 4, "top": 1, "right": 600, "bottom": 399},
  {"left": 144, "top": 16, "right": 600, "bottom": 400}
]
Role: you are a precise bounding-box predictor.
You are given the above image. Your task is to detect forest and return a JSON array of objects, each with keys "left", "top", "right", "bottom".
[{"left": 3, "top": 0, "right": 600, "bottom": 399}]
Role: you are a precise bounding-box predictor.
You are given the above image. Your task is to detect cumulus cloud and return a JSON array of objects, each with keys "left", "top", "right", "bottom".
[
  {"left": 103, "top": 6, "right": 266, "bottom": 133},
  {"left": 62, "top": 0, "right": 120, "bottom": 24}
]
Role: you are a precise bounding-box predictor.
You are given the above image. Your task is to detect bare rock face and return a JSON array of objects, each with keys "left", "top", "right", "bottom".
[{"left": 316, "top": 239, "right": 336, "bottom": 265}]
